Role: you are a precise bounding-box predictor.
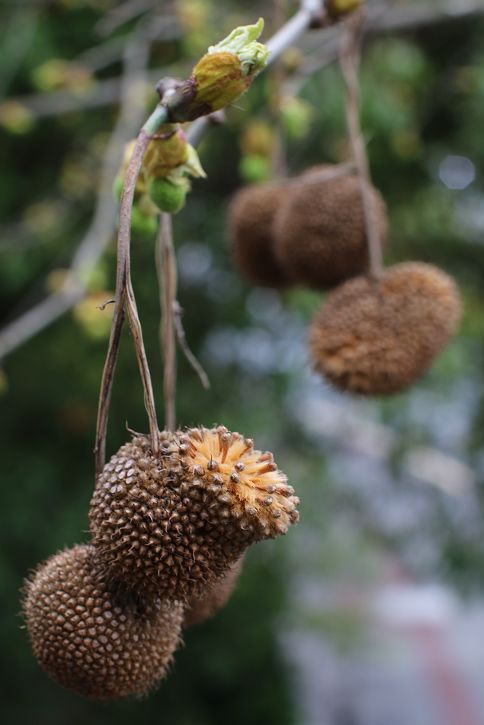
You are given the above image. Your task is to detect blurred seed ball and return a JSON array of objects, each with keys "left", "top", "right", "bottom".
[
  {"left": 183, "top": 557, "right": 244, "bottom": 628},
  {"left": 273, "top": 167, "right": 388, "bottom": 289},
  {"left": 280, "top": 47, "right": 303, "bottom": 75},
  {"left": 90, "top": 428, "right": 299, "bottom": 600},
  {"left": 239, "top": 153, "right": 272, "bottom": 184},
  {"left": 31, "top": 59, "right": 93, "bottom": 92},
  {"left": 23, "top": 545, "right": 183, "bottom": 701},
  {"left": 280, "top": 97, "right": 314, "bottom": 140},
  {"left": 326, "top": 0, "right": 363, "bottom": 19},
  {"left": 130, "top": 207, "right": 158, "bottom": 240},
  {"left": 0, "top": 101, "right": 35, "bottom": 135},
  {"left": 309, "top": 262, "right": 462, "bottom": 396},
  {"left": 241, "top": 120, "right": 274, "bottom": 158},
  {"left": 73, "top": 292, "right": 114, "bottom": 340},
  {"left": 228, "top": 182, "right": 293, "bottom": 288},
  {"left": 149, "top": 178, "right": 187, "bottom": 214}
]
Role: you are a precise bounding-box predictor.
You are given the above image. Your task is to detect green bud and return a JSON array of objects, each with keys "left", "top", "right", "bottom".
[
  {"left": 130, "top": 207, "right": 158, "bottom": 239},
  {"left": 149, "top": 178, "right": 187, "bottom": 214},
  {"left": 207, "top": 17, "right": 269, "bottom": 78},
  {"left": 239, "top": 154, "right": 271, "bottom": 183},
  {"left": 113, "top": 176, "right": 124, "bottom": 201},
  {"left": 166, "top": 19, "right": 269, "bottom": 122}
]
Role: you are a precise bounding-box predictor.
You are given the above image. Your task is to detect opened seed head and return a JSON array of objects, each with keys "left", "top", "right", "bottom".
[
  {"left": 23, "top": 544, "right": 183, "bottom": 701},
  {"left": 309, "top": 262, "right": 461, "bottom": 395},
  {"left": 273, "top": 167, "right": 388, "bottom": 289},
  {"left": 228, "top": 182, "right": 292, "bottom": 288},
  {"left": 183, "top": 556, "right": 244, "bottom": 628},
  {"left": 89, "top": 428, "right": 298, "bottom": 600}
]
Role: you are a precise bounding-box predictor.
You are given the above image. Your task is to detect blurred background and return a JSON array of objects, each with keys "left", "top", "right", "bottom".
[{"left": 2, "top": 0, "right": 484, "bottom": 723}]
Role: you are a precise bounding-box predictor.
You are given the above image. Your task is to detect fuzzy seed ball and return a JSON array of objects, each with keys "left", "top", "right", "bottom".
[
  {"left": 183, "top": 557, "right": 244, "bottom": 628},
  {"left": 273, "top": 167, "right": 388, "bottom": 289},
  {"left": 90, "top": 428, "right": 299, "bottom": 600},
  {"left": 23, "top": 545, "right": 183, "bottom": 701},
  {"left": 309, "top": 262, "right": 461, "bottom": 395},
  {"left": 228, "top": 182, "right": 292, "bottom": 288}
]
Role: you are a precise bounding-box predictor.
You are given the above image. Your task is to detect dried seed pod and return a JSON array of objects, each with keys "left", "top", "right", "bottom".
[
  {"left": 23, "top": 544, "right": 183, "bottom": 701},
  {"left": 273, "top": 166, "right": 388, "bottom": 289},
  {"left": 309, "top": 262, "right": 461, "bottom": 395},
  {"left": 183, "top": 556, "right": 244, "bottom": 628},
  {"left": 90, "top": 428, "right": 299, "bottom": 600},
  {"left": 228, "top": 182, "right": 292, "bottom": 288}
]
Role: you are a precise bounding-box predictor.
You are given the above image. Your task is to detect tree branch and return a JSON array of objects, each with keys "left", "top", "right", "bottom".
[{"left": 0, "top": 30, "right": 151, "bottom": 362}]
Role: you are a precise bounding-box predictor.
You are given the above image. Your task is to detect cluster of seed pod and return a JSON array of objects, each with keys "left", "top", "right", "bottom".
[
  {"left": 228, "top": 165, "right": 461, "bottom": 395},
  {"left": 23, "top": 426, "right": 299, "bottom": 701}
]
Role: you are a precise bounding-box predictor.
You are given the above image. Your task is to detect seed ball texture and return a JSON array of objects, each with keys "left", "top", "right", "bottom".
[
  {"left": 183, "top": 556, "right": 244, "bottom": 628},
  {"left": 23, "top": 544, "right": 183, "bottom": 701},
  {"left": 309, "top": 261, "right": 461, "bottom": 395},
  {"left": 228, "top": 182, "right": 292, "bottom": 288},
  {"left": 273, "top": 166, "right": 388, "bottom": 289},
  {"left": 89, "top": 427, "right": 299, "bottom": 600}
]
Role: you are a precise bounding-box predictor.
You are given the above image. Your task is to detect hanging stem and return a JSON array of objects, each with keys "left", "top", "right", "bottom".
[
  {"left": 157, "top": 214, "right": 177, "bottom": 431},
  {"left": 340, "top": 10, "right": 384, "bottom": 281},
  {"left": 95, "top": 104, "right": 168, "bottom": 476}
]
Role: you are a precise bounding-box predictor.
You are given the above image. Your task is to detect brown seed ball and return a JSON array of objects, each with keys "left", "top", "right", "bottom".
[
  {"left": 23, "top": 544, "right": 183, "bottom": 701},
  {"left": 183, "top": 556, "right": 244, "bottom": 628},
  {"left": 273, "top": 167, "right": 388, "bottom": 289},
  {"left": 228, "top": 182, "right": 292, "bottom": 288},
  {"left": 90, "top": 428, "right": 299, "bottom": 600},
  {"left": 309, "top": 262, "right": 461, "bottom": 395}
]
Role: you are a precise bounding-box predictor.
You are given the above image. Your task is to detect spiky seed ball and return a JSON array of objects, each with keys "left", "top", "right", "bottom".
[
  {"left": 23, "top": 545, "right": 183, "bottom": 701},
  {"left": 183, "top": 557, "right": 244, "bottom": 628},
  {"left": 89, "top": 427, "right": 299, "bottom": 600},
  {"left": 228, "top": 182, "right": 292, "bottom": 288},
  {"left": 273, "top": 167, "right": 388, "bottom": 289},
  {"left": 309, "top": 262, "right": 461, "bottom": 395}
]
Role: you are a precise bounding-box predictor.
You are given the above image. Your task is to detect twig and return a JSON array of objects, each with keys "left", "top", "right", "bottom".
[
  {"left": 339, "top": 9, "right": 384, "bottom": 280},
  {"left": 94, "top": 105, "right": 167, "bottom": 474},
  {"left": 269, "top": 0, "right": 289, "bottom": 180},
  {"left": 0, "top": 30, "right": 150, "bottom": 363},
  {"left": 95, "top": 0, "right": 156, "bottom": 36},
  {"left": 7, "top": 1, "right": 484, "bottom": 120},
  {"left": 155, "top": 216, "right": 210, "bottom": 398},
  {"left": 6, "top": 0, "right": 471, "bottom": 365},
  {"left": 173, "top": 302, "right": 210, "bottom": 390},
  {"left": 157, "top": 214, "right": 177, "bottom": 431}
]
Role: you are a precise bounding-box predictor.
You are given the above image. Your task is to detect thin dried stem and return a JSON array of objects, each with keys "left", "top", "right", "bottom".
[
  {"left": 155, "top": 221, "right": 210, "bottom": 421},
  {"left": 173, "top": 301, "right": 210, "bottom": 391},
  {"left": 339, "top": 9, "right": 384, "bottom": 281},
  {"left": 95, "top": 103, "right": 169, "bottom": 475},
  {"left": 157, "top": 214, "right": 177, "bottom": 431}
]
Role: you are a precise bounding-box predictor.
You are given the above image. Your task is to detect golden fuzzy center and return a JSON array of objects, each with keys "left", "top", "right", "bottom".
[{"left": 179, "top": 427, "right": 299, "bottom": 535}]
